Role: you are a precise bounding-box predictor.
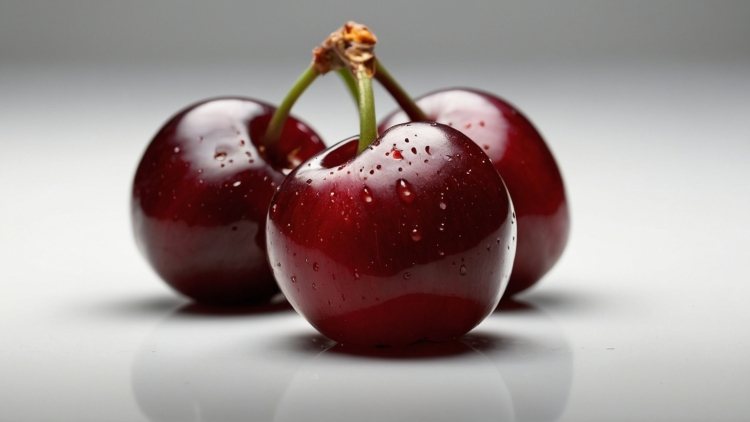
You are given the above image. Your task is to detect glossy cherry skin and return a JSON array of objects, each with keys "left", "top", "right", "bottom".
[
  {"left": 380, "top": 89, "right": 569, "bottom": 297},
  {"left": 132, "top": 97, "right": 325, "bottom": 305},
  {"left": 266, "top": 123, "right": 516, "bottom": 346}
]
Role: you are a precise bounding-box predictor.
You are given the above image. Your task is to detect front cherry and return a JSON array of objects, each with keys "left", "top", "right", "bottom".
[
  {"left": 266, "top": 123, "right": 516, "bottom": 346},
  {"left": 132, "top": 97, "right": 325, "bottom": 305},
  {"left": 380, "top": 88, "right": 569, "bottom": 296}
]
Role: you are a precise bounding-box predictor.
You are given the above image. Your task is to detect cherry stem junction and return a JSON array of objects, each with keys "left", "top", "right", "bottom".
[{"left": 264, "top": 22, "right": 418, "bottom": 158}]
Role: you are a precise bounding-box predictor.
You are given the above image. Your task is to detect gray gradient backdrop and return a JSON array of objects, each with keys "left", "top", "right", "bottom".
[{"left": 3, "top": 1, "right": 749, "bottom": 64}]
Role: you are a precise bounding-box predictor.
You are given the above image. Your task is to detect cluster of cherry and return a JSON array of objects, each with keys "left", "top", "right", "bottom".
[{"left": 132, "top": 22, "right": 569, "bottom": 347}]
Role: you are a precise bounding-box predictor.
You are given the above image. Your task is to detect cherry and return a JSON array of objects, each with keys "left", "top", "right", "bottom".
[
  {"left": 379, "top": 88, "right": 569, "bottom": 296},
  {"left": 132, "top": 97, "right": 325, "bottom": 305},
  {"left": 266, "top": 123, "right": 516, "bottom": 346}
]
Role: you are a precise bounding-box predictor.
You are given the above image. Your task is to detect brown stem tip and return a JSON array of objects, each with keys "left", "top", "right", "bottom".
[{"left": 312, "top": 21, "right": 378, "bottom": 77}]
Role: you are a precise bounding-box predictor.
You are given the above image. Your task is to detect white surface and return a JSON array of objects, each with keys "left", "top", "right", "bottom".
[{"left": 1, "top": 59, "right": 749, "bottom": 421}]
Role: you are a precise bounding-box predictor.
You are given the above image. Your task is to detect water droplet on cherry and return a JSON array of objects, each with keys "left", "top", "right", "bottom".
[
  {"left": 214, "top": 152, "right": 227, "bottom": 161},
  {"left": 411, "top": 228, "right": 422, "bottom": 242},
  {"left": 404, "top": 272, "right": 411, "bottom": 280},
  {"left": 460, "top": 265, "right": 467, "bottom": 275},
  {"left": 396, "top": 179, "right": 415, "bottom": 203},
  {"left": 291, "top": 276, "right": 297, "bottom": 283},
  {"left": 439, "top": 201, "right": 447, "bottom": 209},
  {"left": 361, "top": 186, "right": 374, "bottom": 203},
  {"left": 313, "top": 262, "right": 319, "bottom": 271}
]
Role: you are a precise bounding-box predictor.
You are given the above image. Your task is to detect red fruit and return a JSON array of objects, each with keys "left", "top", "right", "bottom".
[
  {"left": 132, "top": 97, "right": 325, "bottom": 305},
  {"left": 266, "top": 122, "right": 516, "bottom": 346},
  {"left": 380, "top": 89, "right": 569, "bottom": 296}
]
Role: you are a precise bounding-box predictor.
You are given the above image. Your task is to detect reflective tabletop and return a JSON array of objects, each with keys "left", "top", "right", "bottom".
[{"left": 1, "top": 59, "right": 749, "bottom": 421}]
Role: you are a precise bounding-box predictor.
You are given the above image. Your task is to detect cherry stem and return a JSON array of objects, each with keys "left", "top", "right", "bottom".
[
  {"left": 374, "top": 59, "right": 428, "bottom": 122},
  {"left": 337, "top": 68, "right": 359, "bottom": 103},
  {"left": 355, "top": 66, "right": 377, "bottom": 152},
  {"left": 264, "top": 65, "right": 319, "bottom": 158}
]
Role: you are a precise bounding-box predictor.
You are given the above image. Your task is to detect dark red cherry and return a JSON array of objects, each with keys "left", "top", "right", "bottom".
[
  {"left": 380, "top": 89, "right": 569, "bottom": 296},
  {"left": 132, "top": 97, "right": 325, "bottom": 305},
  {"left": 266, "top": 122, "right": 516, "bottom": 346}
]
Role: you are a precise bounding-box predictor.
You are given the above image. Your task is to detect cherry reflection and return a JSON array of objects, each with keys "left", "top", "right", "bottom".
[
  {"left": 273, "top": 337, "right": 514, "bottom": 421},
  {"left": 272, "top": 299, "right": 572, "bottom": 422},
  {"left": 132, "top": 298, "right": 571, "bottom": 422}
]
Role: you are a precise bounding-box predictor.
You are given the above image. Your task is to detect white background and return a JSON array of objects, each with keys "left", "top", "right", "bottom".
[{"left": 2, "top": 2, "right": 749, "bottom": 421}]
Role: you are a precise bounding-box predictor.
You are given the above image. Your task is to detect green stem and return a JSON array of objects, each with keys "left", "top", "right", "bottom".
[
  {"left": 264, "top": 66, "right": 319, "bottom": 156},
  {"left": 337, "top": 68, "right": 359, "bottom": 103},
  {"left": 374, "top": 59, "right": 428, "bottom": 122},
  {"left": 355, "top": 66, "right": 377, "bottom": 152}
]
